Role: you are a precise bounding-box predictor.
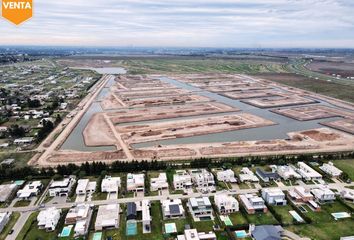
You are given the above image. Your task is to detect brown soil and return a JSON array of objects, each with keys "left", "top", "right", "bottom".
[{"left": 301, "top": 130, "right": 340, "bottom": 141}]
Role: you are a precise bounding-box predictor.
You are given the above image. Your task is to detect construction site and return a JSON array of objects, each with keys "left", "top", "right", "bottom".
[{"left": 32, "top": 73, "right": 354, "bottom": 166}]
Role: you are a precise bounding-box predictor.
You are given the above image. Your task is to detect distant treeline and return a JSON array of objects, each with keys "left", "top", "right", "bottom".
[{"left": 0, "top": 151, "right": 353, "bottom": 182}]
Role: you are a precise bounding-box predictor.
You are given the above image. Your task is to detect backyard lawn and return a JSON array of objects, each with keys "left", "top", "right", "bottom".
[{"left": 334, "top": 159, "right": 354, "bottom": 180}]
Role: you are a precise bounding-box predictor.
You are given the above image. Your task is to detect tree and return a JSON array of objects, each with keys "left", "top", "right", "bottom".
[{"left": 9, "top": 124, "right": 26, "bottom": 138}]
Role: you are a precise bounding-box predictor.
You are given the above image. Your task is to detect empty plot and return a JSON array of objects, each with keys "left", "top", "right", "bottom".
[
  {"left": 222, "top": 89, "right": 282, "bottom": 99},
  {"left": 242, "top": 95, "right": 317, "bottom": 108},
  {"left": 115, "top": 88, "right": 190, "bottom": 99},
  {"left": 108, "top": 102, "right": 237, "bottom": 124},
  {"left": 83, "top": 113, "right": 119, "bottom": 148},
  {"left": 321, "top": 119, "right": 354, "bottom": 134},
  {"left": 272, "top": 105, "right": 354, "bottom": 121},
  {"left": 117, "top": 113, "right": 276, "bottom": 144}
]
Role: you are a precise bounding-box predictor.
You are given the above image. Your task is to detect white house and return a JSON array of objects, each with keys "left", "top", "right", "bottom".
[
  {"left": 150, "top": 173, "right": 168, "bottom": 191},
  {"left": 37, "top": 207, "right": 61, "bottom": 231},
  {"left": 239, "top": 194, "right": 267, "bottom": 214},
  {"left": 261, "top": 188, "right": 287, "bottom": 206},
  {"left": 49, "top": 177, "right": 76, "bottom": 197},
  {"left": 161, "top": 199, "right": 185, "bottom": 219},
  {"left": 17, "top": 181, "right": 42, "bottom": 200},
  {"left": 95, "top": 204, "right": 120, "bottom": 231},
  {"left": 0, "top": 212, "right": 10, "bottom": 233},
  {"left": 311, "top": 185, "right": 336, "bottom": 203},
  {"left": 296, "top": 162, "right": 322, "bottom": 181},
  {"left": 274, "top": 165, "right": 301, "bottom": 180},
  {"left": 189, "top": 169, "right": 215, "bottom": 192},
  {"left": 14, "top": 137, "right": 34, "bottom": 145},
  {"left": 141, "top": 200, "right": 151, "bottom": 234},
  {"left": 177, "top": 229, "right": 217, "bottom": 240},
  {"left": 214, "top": 194, "right": 239, "bottom": 214},
  {"left": 188, "top": 197, "right": 214, "bottom": 221},
  {"left": 101, "top": 176, "right": 121, "bottom": 193},
  {"left": 127, "top": 173, "right": 144, "bottom": 192},
  {"left": 0, "top": 183, "right": 17, "bottom": 202},
  {"left": 65, "top": 204, "right": 92, "bottom": 236},
  {"left": 76, "top": 179, "right": 89, "bottom": 195},
  {"left": 288, "top": 186, "right": 314, "bottom": 203},
  {"left": 239, "top": 167, "right": 259, "bottom": 182},
  {"left": 319, "top": 162, "right": 342, "bottom": 177},
  {"left": 173, "top": 170, "right": 193, "bottom": 191},
  {"left": 216, "top": 169, "right": 237, "bottom": 183},
  {"left": 341, "top": 188, "right": 354, "bottom": 203}
]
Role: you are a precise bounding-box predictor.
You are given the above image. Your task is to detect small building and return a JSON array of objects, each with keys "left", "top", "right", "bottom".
[
  {"left": 0, "top": 183, "right": 17, "bottom": 202},
  {"left": 288, "top": 186, "right": 314, "bottom": 203},
  {"left": 127, "top": 173, "right": 144, "bottom": 192},
  {"left": 76, "top": 179, "right": 96, "bottom": 195},
  {"left": 273, "top": 165, "right": 301, "bottom": 180},
  {"left": 261, "top": 188, "right": 287, "bottom": 206},
  {"left": 239, "top": 194, "right": 267, "bottom": 214},
  {"left": 17, "top": 181, "right": 42, "bottom": 200},
  {"left": 101, "top": 176, "right": 121, "bottom": 193},
  {"left": 319, "top": 162, "right": 342, "bottom": 177},
  {"left": 161, "top": 199, "right": 185, "bottom": 219},
  {"left": 189, "top": 169, "right": 215, "bottom": 192},
  {"left": 65, "top": 204, "right": 92, "bottom": 236},
  {"left": 177, "top": 229, "right": 217, "bottom": 240},
  {"left": 95, "top": 204, "right": 120, "bottom": 231},
  {"left": 173, "top": 170, "right": 193, "bottom": 191},
  {"left": 0, "top": 212, "right": 11, "bottom": 233},
  {"left": 150, "top": 173, "right": 168, "bottom": 191},
  {"left": 311, "top": 185, "right": 335, "bottom": 203},
  {"left": 140, "top": 200, "right": 151, "bottom": 233},
  {"left": 49, "top": 177, "right": 76, "bottom": 197},
  {"left": 14, "top": 137, "right": 34, "bottom": 145},
  {"left": 296, "top": 162, "right": 322, "bottom": 181},
  {"left": 216, "top": 169, "right": 237, "bottom": 183},
  {"left": 188, "top": 197, "right": 213, "bottom": 221},
  {"left": 239, "top": 167, "right": 259, "bottom": 182},
  {"left": 37, "top": 207, "right": 61, "bottom": 231},
  {"left": 341, "top": 188, "right": 354, "bottom": 203},
  {"left": 256, "top": 168, "right": 280, "bottom": 183},
  {"left": 251, "top": 225, "right": 283, "bottom": 240},
  {"left": 127, "top": 202, "right": 137, "bottom": 220},
  {"left": 214, "top": 194, "right": 239, "bottom": 214}
]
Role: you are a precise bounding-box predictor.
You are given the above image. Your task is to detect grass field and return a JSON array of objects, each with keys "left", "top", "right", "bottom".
[
  {"left": 334, "top": 159, "right": 354, "bottom": 180},
  {"left": 270, "top": 205, "right": 296, "bottom": 225},
  {"left": 0, "top": 152, "right": 36, "bottom": 169}
]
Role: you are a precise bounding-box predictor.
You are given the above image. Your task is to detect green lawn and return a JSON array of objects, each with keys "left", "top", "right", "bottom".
[
  {"left": 244, "top": 211, "right": 279, "bottom": 225},
  {"left": 0, "top": 152, "right": 36, "bottom": 168},
  {"left": 334, "top": 159, "right": 354, "bottom": 180},
  {"left": 0, "top": 212, "right": 20, "bottom": 240},
  {"left": 13, "top": 200, "right": 31, "bottom": 208},
  {"left": 271, "top": 205, "right": 297, "bottom": 225},
  {"left": 228, "top": 212, "right": 248, "bottom": 225},
  {"left": 286, "top": 220, "right": 354, "bottom": 240},
  {"left": 301, "top": 201, "right": 350, "bottom": 224}
]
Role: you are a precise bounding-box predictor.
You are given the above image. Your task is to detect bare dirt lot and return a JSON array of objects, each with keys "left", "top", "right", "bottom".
[
  {"left": 321, "top": 119, "right": 354, "bottom": 135},
  {"left": 271, "top": 105, "right": 354, "bottom": 121},
  {"left": 241, "top": 95, "right": 317, "bottom": 108},
  {"left": 107, "top": 102, "right": 237, "bottom": 124},
  {"left": 83, "top": 113, "right": 120, "bottom": 148},
  {"left": 307, "top": 60, "right": 354, "bottom": 78},
  {"left": 116, "top": 113, "right": 276, "bottom": 144},
  {"left": 222, "top": 89, "right": 282, "bottom": 99}
]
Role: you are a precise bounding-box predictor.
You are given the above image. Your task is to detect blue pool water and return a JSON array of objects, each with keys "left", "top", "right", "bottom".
[
  {"left": 60, "top": 226, "right": 72, "bottom": 237},
  {"left": 126, "top": 221, "right": 137, "bottom": 236},
  {"left": 235, "top": 230, "right": 247, "bottom": 238}
]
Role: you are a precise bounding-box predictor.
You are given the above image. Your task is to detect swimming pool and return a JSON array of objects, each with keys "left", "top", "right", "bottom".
[
  {"left": 126, "top": 220, "right": 137, "bottom": 236},
  {"left": 332, "top": 212, "right": 351, "bottom": 220},
  {"left": 220, "top": 215, "right": 233, "bottom": 226},
  {"left": 289, "top": 210, "right": 304, "bottom": 222},
  {"left": 93, "top": 232, "right": 102, "bottom": 240},
  {"left": 60, "top": 225, "right": 73, "bottom": 237},
  {"left": 165, "top": 223, "right": 177, "bottom": 234},
  {"left": 235, "top": 230, "right": 247, "bottom": 238}
]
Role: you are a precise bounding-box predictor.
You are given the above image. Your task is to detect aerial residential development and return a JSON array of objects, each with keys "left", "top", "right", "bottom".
[{"left": 1, "top": 0, "right": 354, "bottom": 239}]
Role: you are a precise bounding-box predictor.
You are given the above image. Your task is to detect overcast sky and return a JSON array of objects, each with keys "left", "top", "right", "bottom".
[{"left": 1, "top": 0, "right": 354, "bottom": 48}]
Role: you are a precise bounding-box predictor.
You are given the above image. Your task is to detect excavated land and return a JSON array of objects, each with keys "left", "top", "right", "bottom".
[
  {"left": 222, "top": 89, "right": 283, "bottom": 99},
  {"left": 107, "top": 102, "right": 237, "bottom": 124},
  {"left": 36, "top": 73, "right": 354, "bottom": 165},
  {"left": 116, "top": 113, "right": 276, "bottom": 144},
  {"left": 321, "top": 119, "right": 354, "bottom": 135},
  {"left": 83, "top": 113, "right": 120, "bottom": 148},
  {"left": 241, "top": 95, "right": 317, "bottom": 108},
  {"left": 271, "top": 105, "right": 354, "bottom": 121},
  {"left": 132, "top": 128, "right": 354, "bottom": 160}
]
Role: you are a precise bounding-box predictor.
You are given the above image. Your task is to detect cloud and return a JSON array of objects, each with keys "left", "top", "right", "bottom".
[{"left": 0, "top": 0, "right": 354, "bottom": 47}]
